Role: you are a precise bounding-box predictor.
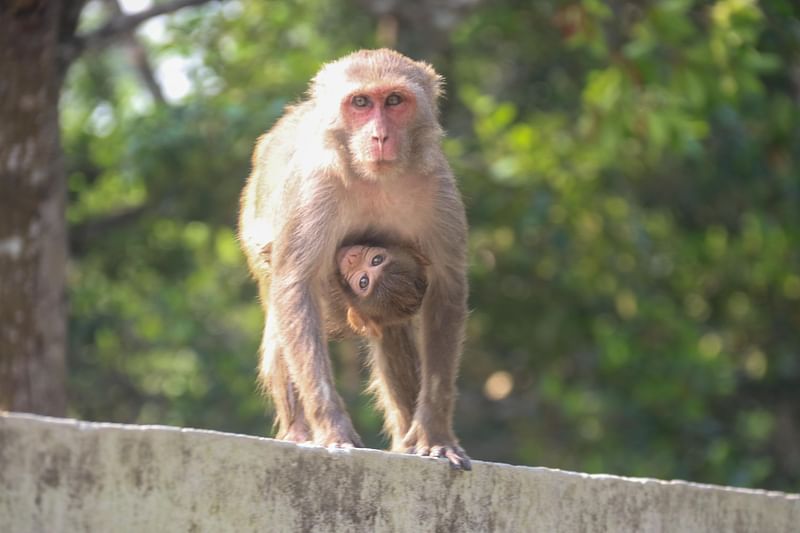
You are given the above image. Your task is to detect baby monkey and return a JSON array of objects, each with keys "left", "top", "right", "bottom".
[
  {"left": 261, "top": 241, "right": 429, "bottom": 338},
  {"left": 336, "top": 243, "right": 429, "bottom": 338}
]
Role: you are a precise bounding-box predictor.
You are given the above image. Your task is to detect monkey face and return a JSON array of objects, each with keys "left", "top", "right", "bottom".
[
  {"left": 337, "top": 245, "right": 391, "bottom": 297},
  {"left": 341, "top": 88, "right": 415, "bottom": 176}
]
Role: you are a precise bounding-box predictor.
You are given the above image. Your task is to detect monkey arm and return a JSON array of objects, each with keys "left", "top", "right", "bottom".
[
  {"left": 268, "top": 186, "right": 363, "bottom": 447},
  {"left": 270, "top": 276, "right": 360, "bottom": 446},
  {"left": 405, "top": 182, "right": 471, "bottom": 469},
  {"left": 407, "top": 268, "right": 470, "bottom": 469}
]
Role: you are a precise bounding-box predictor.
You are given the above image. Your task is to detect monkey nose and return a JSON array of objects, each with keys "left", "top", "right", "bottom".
[{"left": 372, "top": 135, "right": 389, "bottom": 145}]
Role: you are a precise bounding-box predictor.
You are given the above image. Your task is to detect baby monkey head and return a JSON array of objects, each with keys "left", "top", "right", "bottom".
[{"left": 337, "top": 244, "right": 429, "bottom": 335}]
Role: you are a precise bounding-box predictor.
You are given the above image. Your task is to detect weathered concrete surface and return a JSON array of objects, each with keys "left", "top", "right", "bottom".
[{"left": 1, "top": 413, "right": 797, "bottom": 533}]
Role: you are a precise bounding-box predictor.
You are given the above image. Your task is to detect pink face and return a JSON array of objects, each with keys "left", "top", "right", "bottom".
[
  {"left": 341, "top": 87, "right": 416, "bottom": 165},
  {"left": 337, "top": 245, "right": 391, "bottom": 297}
]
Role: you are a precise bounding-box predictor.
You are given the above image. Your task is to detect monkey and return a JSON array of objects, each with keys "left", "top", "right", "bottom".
[
  {"left": 336, "top": 243, "right": 429, "bottom": 339},
  {"left": 238, "top": 49, "right": 470, "bottom": 469}
]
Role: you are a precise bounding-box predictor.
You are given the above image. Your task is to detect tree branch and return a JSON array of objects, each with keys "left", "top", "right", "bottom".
[
  {"left": 102, "top": 0, "right": 166, "bottom": 105},
  {"left": 64, "top": 0, "right": 216, "bottom": 63},
  {"left": 69, "top": 204, "right": 149, "bottom": 255}
]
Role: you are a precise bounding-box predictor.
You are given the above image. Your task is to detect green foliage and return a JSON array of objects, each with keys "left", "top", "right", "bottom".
[{"left": 65, "top": 0, "right": 800, "bottom": 491}]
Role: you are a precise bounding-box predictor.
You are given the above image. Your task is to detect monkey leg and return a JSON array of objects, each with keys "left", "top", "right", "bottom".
[
  {"left": 403, "top": 278, "right": 472, "bottom": 470},
  {"left": 367, "top": 324, "right": 421, "bottom": 450},
  {"left": 270, "top": 285, "right": 364, "bottom": 448},
  {"left": 258, "top": 327, "right": 311, "bottom": 443}
]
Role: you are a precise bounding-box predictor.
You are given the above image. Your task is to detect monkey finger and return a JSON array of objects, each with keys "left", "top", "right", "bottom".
[
  {"left": 415, "top": 446, "right": 431, "bottom": 457},
  {"left": 445, "top": 448, "right": 472, "bottom": 471},
  {"left": 430, "top": 446, "right": 445, "bottom": 459},
  {"left": 326, "top": 442, "right": 355, "bottom": 451}
]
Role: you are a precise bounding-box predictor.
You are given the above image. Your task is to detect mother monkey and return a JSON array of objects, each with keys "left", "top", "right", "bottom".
[{"left": 238, "top": 49, "right": 470, "bottom": 469}]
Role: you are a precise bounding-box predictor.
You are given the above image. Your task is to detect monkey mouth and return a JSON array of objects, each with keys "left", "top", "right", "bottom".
[
  {"left": 368, "top": 144, "right": 398, "bottom": 163},
  {"left": 368, "top": 155, "right": 396, "bottom": 164}
]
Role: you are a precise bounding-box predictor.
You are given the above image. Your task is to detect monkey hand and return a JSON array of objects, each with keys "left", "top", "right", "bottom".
[{"left": 402, "top": 422, "right": 472, "bottom": 471}]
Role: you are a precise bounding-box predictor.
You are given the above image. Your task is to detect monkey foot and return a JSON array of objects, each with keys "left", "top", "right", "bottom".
[
  {"left": 283, "top": 432, "right": 362, "bottom": 449},
  {"left": 319, "top": 437, "right": 363, "bottom": 450},
  {"left": 325, "top": 442, "right": 356, "bottom": 451},
  {"left": 402, "top": 421, "right": 471, "bottom": 470},
  {"left": 282, "top": 424, "right": 312, "bottom": 444},
  {"left": 406, "top": 443, "right": 472, "bottom": 471},
  {"left": 315, "top": 422, "right": 364, "bottom": 449}
]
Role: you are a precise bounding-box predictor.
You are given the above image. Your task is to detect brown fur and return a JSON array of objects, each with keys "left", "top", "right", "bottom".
[{"left": 238, "top": 49, "right": 470, "bottom": 469}]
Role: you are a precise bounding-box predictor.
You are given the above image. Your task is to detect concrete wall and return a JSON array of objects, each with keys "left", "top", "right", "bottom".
[{"left": 1, "top": 412, "right": 798, "bottom": 533}]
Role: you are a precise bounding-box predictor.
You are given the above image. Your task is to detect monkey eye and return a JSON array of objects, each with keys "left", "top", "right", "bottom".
[
  {"left": 371, "top": 254, "right": 385, "bottom": 266},
  {"left": 352, "top": 95, "right": 370, "bottom": 108},
  {"left": 358, "top": 274, "right": 369, "bottom": 290},
  {"left": 386, "top": 93, "right": 403, "bottom": 106}
]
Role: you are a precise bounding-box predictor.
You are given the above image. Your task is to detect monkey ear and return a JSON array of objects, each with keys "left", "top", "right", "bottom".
[
  {"left": 415, "top": 60, "right": 444, "bottom": 101},
  {"left": 430, "top": 72, "right": 445, "bottom": 101}
]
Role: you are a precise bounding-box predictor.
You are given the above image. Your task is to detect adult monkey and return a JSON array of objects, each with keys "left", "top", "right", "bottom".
[{"left": 239, "top": 49, "right": 470, "bottom": 469}]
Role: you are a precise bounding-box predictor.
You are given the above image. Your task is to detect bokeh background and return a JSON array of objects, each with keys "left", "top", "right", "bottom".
[{"left": 57, "top": 0, "right": 799, "bottom": 491}]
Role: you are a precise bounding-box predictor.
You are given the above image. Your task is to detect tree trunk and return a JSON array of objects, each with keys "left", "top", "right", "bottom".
[{"left": 0, "top": 0, "right": 82, "bottom": 415}]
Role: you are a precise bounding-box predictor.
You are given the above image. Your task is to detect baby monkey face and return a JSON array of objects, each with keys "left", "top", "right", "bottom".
[{"left": 337, "top": 245, "right": 390, "bottom": 297}]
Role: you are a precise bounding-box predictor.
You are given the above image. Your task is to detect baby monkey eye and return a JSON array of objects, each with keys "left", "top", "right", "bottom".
[
  {"left": 352, "top": 95, "right": 370, "bottom": 108},
  {"left": 385, "top": 93, "right": 402, "bottom": 106},
  {"left": 371, "top": 254, "right": 385, "bottom": 266},
  {"left": 358, "top": 274, "right": 369, "bottom": 290}
]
